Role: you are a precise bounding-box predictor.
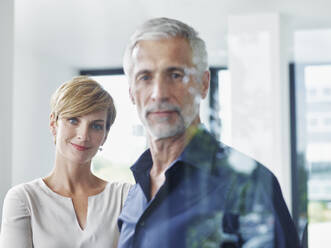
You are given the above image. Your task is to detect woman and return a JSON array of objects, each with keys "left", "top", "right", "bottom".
[{"left": 0, "top": 76, "right": 131, "bottom": 248}]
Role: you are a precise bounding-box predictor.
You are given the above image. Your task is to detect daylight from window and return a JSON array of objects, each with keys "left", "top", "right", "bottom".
[
  {"left": 91, "top": 75, "right": 146, "bottom": 183},
  {"left": 304, "top": 65, "right": 331, "bottom": 247}
]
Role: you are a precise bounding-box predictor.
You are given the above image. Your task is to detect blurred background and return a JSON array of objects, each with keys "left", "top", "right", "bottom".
[{"left": 1, "top": 0, "right": 331, "bottom": 247}]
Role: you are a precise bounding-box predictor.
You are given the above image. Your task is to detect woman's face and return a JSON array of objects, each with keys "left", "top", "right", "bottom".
[{"left": 50, "top": 110, "right": 108, "bottom": 165}]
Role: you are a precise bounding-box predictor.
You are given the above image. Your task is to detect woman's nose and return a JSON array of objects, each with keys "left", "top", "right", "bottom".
[{"left": 77, "top": 125, "right": 90, "bottom": 141}]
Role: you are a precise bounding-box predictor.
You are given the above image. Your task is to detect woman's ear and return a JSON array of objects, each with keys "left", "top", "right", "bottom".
[{"left": 49, "top": 113, "right": 57, "bottom": 138}]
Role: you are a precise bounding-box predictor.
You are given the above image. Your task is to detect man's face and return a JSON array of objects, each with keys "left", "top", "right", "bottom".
[{"left": 129, "top": 37, "right": 209, "bottom": 140}]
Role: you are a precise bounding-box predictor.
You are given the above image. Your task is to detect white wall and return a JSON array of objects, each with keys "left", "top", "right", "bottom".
[
  {"left": 0, "top": 2, "right": 77, "bottom": 225},
  {"left": 12, "top": 47, "right": 76, "bottom": 185},
  {"left": 0, "top": 0, "right": 14, "bottom": 225}
]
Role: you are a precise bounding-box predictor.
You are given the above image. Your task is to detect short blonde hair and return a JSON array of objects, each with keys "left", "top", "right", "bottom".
[{"left": 50, "top": 76, "right": 116, "bottom": 131}]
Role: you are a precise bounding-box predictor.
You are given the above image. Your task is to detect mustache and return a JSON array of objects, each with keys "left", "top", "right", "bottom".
[{"left": 145, "top": 102, "right": 181, "bottom": 116}]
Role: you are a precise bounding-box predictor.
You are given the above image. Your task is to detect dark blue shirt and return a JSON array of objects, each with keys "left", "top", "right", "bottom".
[{"left": 118, "top": 127, "right": 300, "bottom": 248}]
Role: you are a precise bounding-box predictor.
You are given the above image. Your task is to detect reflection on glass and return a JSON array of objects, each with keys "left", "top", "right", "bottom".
[
  {"left": 91, "top": 75, "right": 146, "bottom": 183},
  {"left": 218, "top": 70, "right": 232, "bottom": 146}
]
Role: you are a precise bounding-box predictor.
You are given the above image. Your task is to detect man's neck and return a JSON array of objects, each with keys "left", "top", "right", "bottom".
[
  {"left": 149, "top": 120, "right": 200, "bottom": 176},
  {"left": 148, "top": 119, "right": 200, "bottom": 199}
]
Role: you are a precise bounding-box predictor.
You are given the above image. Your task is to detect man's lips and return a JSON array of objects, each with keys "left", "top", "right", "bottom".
[
  {"left": 71, "top": 143, "right": 89, "bottom": 151},
  {"left": 149, "top": 110, "right": 175, "bottom": 115},
  {"left": 148, "top": 110, "right": 177, "bottom": 117}
]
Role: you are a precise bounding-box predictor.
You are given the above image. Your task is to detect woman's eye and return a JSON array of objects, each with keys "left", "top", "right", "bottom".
[
  {"left": 91, "top": 123, "right": 104, "bottom": 131},
  {"left": 68, "top": 117, "right": 78, "bottom": 124}
]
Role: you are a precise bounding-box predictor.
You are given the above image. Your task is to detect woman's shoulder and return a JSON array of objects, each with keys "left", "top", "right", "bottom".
[
  {"left": 6, "top": 178, "right": 42, "bottom": 199},
  {"left": 101, "top": 181, "right": 132, "bottom": 207},
  {"left": 107, "top": 181, "right": 132, "bottom": 195},
  {"left": 3, "top": 179, "right": 43, "bottom": 215}
]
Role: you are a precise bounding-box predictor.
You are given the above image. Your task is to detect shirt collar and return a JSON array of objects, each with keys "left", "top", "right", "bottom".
[
  {"left": 130, "top": 125, "right": 219, "bottom": 176},
  {"left": 130, "top": 149, "right": 153, "bottom": 183},
  {"left": 179, "top": 125, "right": 218, "bottom": 172}
]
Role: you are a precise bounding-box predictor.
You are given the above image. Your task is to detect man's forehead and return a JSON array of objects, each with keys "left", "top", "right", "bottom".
[
  {"left": 131, "top": 38, "right": 194, "bottom": 74},
  {"left": 134, "top": 37, "right": 191, "bottom": 56},
  {"left": 132, "top": 63, "right": 199, "bottom": 79}
]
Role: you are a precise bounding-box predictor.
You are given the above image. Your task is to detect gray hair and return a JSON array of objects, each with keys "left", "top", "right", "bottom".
[{"left": 123, "top": 17, "right": 208, "bottom": 81}]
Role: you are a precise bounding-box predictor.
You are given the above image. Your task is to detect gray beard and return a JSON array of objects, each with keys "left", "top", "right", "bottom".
[
  {"left": 145, "top": 109, "right": 198, "bottom": 141},
  {"left": 146, "top": 117, "right": 186, "bottom": 140},
  {"left": 141, "top": 101, "right": 200, "bottom": 140}
]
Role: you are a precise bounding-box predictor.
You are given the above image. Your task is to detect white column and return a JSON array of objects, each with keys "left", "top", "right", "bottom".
[
  {"left": 0, "top": 0, "right": 14, "bottom": 225},
  {"left": 227, "top": 13, "right": 292, "bottom": 211}
]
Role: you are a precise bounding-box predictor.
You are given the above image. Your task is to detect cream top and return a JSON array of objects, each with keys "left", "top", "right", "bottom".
[{"left": 0, "top": 178, "right": 131, "bottom": 248}]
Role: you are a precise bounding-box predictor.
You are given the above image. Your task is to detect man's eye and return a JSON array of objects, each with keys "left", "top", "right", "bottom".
[
  {"left": 92, "top": 123, "right": 104, "bottom": 131},
  {"left": 171, "top": 73, "right": 183, "bottom": 80},
  {"left": 138, "top": 75, "right": 150, "bottom": 81},
  {"left": 68, "top": 117, "right": 78, "bottom": 124}
]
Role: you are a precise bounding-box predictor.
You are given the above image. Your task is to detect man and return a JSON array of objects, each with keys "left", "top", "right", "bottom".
[{"left": 118, "top": 17, "right": 300, "bottom": 248}]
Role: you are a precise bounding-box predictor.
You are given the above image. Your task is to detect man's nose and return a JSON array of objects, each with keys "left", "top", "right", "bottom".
[{"left": 151, "top": 76, "right": 170, "bottom": 102}]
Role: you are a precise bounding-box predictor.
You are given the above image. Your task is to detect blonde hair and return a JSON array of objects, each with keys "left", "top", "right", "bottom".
[{"left": 50, "top": 76, "right": 116, "bottom": 131}]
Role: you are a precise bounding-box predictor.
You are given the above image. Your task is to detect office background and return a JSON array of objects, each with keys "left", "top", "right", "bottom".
[{"left": 1, "top": 0, "right": 331, "bottom": 247}]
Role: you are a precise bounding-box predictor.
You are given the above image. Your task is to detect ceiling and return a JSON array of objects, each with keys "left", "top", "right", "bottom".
[{"left": 15, "top": 0, "right": 331, "bottom": 69}]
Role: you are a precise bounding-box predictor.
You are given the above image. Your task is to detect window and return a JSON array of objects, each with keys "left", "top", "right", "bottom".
[
  {"left": 308, "top": 118, "right": 318, "bottom": 127},
  {"left": 80, "top": 70, "right": 146, "bottom": 183},
  {"left": 291, "top": 63, "right": 331, "bottom": 246},
  {"left": 309, "top": 88, "right": 317, "bottom": 96},
  {"left": 323, "top": 88, "right": 331, "bottom": 96}
]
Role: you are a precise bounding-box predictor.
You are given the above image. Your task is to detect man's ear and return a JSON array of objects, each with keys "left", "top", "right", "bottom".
[
  {"left": 129, "top": 87, "right": 135, "bottom": 105},
  {"left": 200, "top": 70, "right": 210, "bottom": 99}
]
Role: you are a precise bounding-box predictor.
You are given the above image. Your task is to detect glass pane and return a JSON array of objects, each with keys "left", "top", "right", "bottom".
[
  {"left": 304, "top": 65, "right": 331, "bottom": 246},
  {"left": 91, "top": 75, "right": 146, "bottom": 183}
]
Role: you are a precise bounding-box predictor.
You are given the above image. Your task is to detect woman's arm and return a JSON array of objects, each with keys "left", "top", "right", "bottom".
[{"left": 0, "top": 187, "right": 33, "bottom": 248}]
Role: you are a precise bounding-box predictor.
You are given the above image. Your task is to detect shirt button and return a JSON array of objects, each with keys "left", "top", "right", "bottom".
[{"left": 140, "top": 221, "right": 145, "bottom": 227}]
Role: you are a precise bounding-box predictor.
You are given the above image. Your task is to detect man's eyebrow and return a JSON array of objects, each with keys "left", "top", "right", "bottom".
[
  {"left": 134, "top": 69, "right": 151, "bottom": 77},
  {"left": 165, "top": 67, "right": 185, "bottom": 73}
]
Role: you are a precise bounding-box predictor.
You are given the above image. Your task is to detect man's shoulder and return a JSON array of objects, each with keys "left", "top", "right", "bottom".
[
  {"left": 191, "top": 127, "right": 277, "bottom": 183},
  {"left": 214, "top": 142, "right": 274, "bottom": 178},
  {"left": 210, "top": 142, "right": 281, "bottom": 201}
]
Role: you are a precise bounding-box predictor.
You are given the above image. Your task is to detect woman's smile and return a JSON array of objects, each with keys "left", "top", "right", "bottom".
[{"left": 70, "top": 142, "right": 90, "bottom": 151}]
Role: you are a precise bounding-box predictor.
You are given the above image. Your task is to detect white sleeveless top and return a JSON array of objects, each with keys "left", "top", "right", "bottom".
[{"left": 0, "top": 178, "right": 131, "bottom": 248}]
